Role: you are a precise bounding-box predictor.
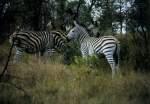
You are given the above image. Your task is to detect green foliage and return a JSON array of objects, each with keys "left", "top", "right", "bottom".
[{"left": 74, "top": 55, "right": 109, "bottom": 70}]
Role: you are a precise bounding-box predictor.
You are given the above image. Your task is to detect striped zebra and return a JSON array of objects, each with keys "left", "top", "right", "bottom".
[
  {"left": 67, "top": 21, "right": 120, "bottom": 77},
  {"left": 9, "top": 30, "right": 70, "bottom": 64}
]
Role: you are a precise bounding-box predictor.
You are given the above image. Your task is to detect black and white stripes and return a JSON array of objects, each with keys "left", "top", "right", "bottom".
[
  {"left": 67, "top": 21, "right": 120, "bottom": 77},
  {"left": 9, "top": 30, "right": 69, "bottom": 63}
]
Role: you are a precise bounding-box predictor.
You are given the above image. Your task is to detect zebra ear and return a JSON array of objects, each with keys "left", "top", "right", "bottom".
[{"left": 73, "top": 21, "right": 79, "bottom": 27}]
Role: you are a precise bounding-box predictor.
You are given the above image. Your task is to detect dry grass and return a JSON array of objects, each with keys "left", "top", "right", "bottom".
[
  {"left": 0, "top": 56, "right": 150, "bottom": 104},
  {"left": 0, "top": 41, "right": 150, "bottom": 104}
]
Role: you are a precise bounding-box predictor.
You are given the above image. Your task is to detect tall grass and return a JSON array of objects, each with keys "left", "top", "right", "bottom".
[
  {"left": 0, "top": 40, "right": 150, "bottom": 104},
  {"left": 0, "top": 55, "right": 150, "bottom": 104}
]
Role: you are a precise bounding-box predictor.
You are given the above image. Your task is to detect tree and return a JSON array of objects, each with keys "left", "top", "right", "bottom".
[
  {"left": 130, "top": 0, "right": 150, "bottom": 70},
  {"left": 0, "top": 0, "right": 11, "bottom": 36}
]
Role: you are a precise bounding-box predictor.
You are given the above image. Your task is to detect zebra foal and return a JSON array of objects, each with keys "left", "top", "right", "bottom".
[{"left": 67, "top": 21, "right": 120, "bottom": 77}]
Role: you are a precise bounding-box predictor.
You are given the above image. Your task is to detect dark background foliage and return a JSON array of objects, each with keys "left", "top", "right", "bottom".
[{"left": 0, "top": 0, "right": 150, "bottom": 70}]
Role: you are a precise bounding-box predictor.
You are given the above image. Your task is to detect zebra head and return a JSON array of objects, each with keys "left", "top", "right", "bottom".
[{"left": 67, "top": 21, "right": 80, "bottom": 40}]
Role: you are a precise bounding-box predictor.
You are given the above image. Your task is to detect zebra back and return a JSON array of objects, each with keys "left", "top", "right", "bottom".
[{"left": 9, "top": 31, "right": 52, "bottom": 53}]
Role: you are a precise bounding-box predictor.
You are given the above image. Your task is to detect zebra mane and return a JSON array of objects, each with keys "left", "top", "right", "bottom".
[
  {"left": 76, "top": 24, "right": 90, "bottom": 36},
  {"left": 77, "top": 23, "right": 89, "bottom": 31}
]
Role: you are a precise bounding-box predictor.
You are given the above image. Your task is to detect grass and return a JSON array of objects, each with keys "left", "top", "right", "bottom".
[
  {"left": 0, "top": 41, "right": 150, "bottom": 104},
  {"left": 0, "top": 56, "right": 150, "bottom": 104}
]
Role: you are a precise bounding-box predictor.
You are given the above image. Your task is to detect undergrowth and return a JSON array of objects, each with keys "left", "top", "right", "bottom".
[
  {"left": 0, "top": 56, "right": 150, "bottom": 104},
  {"left": 0, "top": 40, "right": 150, "bottom": 104}
]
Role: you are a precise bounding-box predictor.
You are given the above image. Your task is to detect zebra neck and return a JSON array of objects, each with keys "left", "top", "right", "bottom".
[{"left": 78, "top": 34, "right": 89, "bottom": 43}]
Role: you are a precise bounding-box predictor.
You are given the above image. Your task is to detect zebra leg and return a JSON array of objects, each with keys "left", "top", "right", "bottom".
[
  {"left": 47, "top": 48, "right": 55, "bottom": 57},
  {"left": 83, "top": 55, "right": 88, "bottom": 63},
  {"left": 110, "top": 62, "right": 116, "bottom": 78},
  {"left": 105, "top": 54, "right": 116, "bottom": 78},
  {"left": 41, "top": 51, "right": 49, "bottom": 63},
  {"left": 88, "top": 55, "right": 96, "bottom": 68},
  {"left": 116, "top": 43, "right": 120, "bottom": 73},
  {"left": 42, "top": 48, "right": 54, "bottom": 63},
  {"left": 88, "top": 45, "right": 95, "bottom": 68},
  {"left": 13, "top": 49, "right": 23, "bottom": 64},
  {"left": 83, "top": 54, "right": 93, "bottom": 68},
  {"left": 81, "top": 49, "right": 89, "bottom": 66},
  {"left": 81, "top": 44, "right": 92, "bottom": 67}
]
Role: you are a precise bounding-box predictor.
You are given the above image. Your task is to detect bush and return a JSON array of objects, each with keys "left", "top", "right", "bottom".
[{"left": 118, "top": 33, "right": 150, "bottom": 71}]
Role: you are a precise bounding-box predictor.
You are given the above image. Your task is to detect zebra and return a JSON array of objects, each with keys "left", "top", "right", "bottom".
[
  {"left": 9, "top": 30, "right": 70, "bottom": 64},
  {"left": 67, "top": 21, "right": 120, "bottom": 77}
]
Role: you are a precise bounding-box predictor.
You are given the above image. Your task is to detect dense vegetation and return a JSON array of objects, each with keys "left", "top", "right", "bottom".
[{"left": 0, "top": 0, "right": 150, "bottom": 104}]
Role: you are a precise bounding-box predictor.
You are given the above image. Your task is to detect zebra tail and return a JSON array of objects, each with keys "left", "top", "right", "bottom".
[
  {"left": 0, "top": 39, "right": 15, "bottom": 80},
  {"left": 116, "top": 42, "right": 120, "bottom": 68},
  {"left": 113, "top": 42, "right": 120, "bottom": 67}
]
